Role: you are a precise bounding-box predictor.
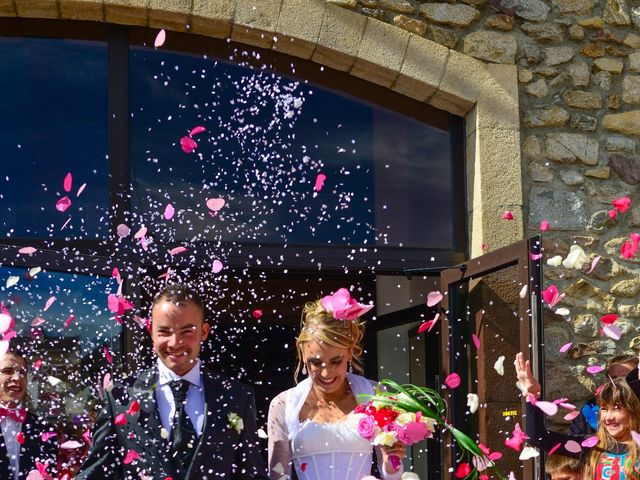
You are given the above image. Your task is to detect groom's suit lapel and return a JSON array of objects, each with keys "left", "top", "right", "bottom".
[
  {"left": 186, "top": 370, "right": 231, "bottom": 478},
  {"left": 129, "top": 368, "right": 177, "bottom": 476}
]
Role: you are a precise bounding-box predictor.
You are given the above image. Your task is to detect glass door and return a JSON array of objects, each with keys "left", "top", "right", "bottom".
[
  {"left": 368, "top": 237, "right": 544, "bottom": 480},
  {"left": 440, "top": 236, "right": 544, "bottom": 480}
]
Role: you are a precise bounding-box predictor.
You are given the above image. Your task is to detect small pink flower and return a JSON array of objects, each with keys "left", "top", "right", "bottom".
[
  {"left": 397, "top": 421, "right": 431, "bottom": 445},
  {"left": 320, "top": 288, "right": 373, "bottom": 321},
  {"left": 445, "top": 373, "right": 461, "bottom": 389},
  {"left": 612, "top": 196, "right": 631, "bottom": 213},
  {"left": 357, "top": 415, "right": 377, "bottom": 440}
]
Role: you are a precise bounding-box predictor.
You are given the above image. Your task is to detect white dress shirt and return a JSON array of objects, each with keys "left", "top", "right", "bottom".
[
  {"left": 156, "top": 359, "right": 205, "bottom": 437},
  {"left": 0, "top": 404, "right": 23, "bottom": 480}
]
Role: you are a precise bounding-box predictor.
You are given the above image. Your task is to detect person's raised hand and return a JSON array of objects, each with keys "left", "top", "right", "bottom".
[{"left": 514, "top": 352, "right": 541, "bottom": 400}]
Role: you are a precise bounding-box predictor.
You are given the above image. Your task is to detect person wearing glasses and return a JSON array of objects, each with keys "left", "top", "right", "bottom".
[{"left": 0, "top": 346, "right": 57, "bottom": 480}]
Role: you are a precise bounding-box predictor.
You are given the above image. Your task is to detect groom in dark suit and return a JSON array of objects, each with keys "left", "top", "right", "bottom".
[
  {"left": 0, "top": 348, "right": 57, "bottom": 480},
  {"left": 76, "top": 284, "right": 268, "bottom": 479}
]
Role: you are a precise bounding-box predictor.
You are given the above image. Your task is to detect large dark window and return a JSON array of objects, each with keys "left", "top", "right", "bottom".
[
  {"left": 129, "top": 46, "right": 453, "bottom": 249},
  {"left": 0, "top": 37, "right": 109, "bottom": 239}
]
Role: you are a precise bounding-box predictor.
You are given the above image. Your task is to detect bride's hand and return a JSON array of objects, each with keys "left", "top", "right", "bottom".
[
  {"left": 380, "top": 442, "right": 406, "bottom": 473},
  {"left": 514, "top": 352, "right": 541, "bottom": 400}
]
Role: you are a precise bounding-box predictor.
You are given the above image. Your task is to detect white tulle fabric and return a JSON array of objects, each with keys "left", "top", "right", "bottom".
[{"left": 267, "top": 373, "right": 403, "bottom": 480}]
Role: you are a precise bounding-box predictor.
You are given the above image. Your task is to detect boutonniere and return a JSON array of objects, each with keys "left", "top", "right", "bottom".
[{"left": 227, "top": 412, "right": 244, "bottom": 434}]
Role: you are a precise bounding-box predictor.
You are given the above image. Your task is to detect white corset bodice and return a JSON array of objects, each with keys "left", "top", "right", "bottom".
[{"left": 291, "top": 417, "right": 373, "bottom": 479}]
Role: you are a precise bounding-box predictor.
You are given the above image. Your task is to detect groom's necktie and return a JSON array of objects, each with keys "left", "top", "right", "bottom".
[{"left": 169, "top": 379, "right": 197, "bottom": 477}]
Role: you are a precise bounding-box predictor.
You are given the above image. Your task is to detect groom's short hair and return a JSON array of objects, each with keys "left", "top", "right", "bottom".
[{"left": 152, "top": 284, "right": 206, "bottom": 321}]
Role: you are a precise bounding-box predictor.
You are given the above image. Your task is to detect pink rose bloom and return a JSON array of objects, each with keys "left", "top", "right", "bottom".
[
  {"left": 357, "top": 415, "right": 377, "bottom": 440},
  {"left": 397, "top": 421, "right": 432, "bottom": 445}
]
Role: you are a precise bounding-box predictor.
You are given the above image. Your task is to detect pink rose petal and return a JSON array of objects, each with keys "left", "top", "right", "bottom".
[
  {"left": 426, "top": 290, "right": 443, "bottom": 307},
  {"left": 534, "top": 401, "right": 558, "bottom": 416},
  {"left": 600, "top": 313, "right": 618, "bottom": 325},
  {"left": 107, "top": 294, "right": 119, "bottom": 313},
  {"left": 114, "top": 413, "right": 127, "bottom": 426},
  {"left": 529, "top": 253, "right": 543, "bottom": 261},
  {"left": 314, "top": 173, "right": 327, "bottom": 192},
  {"left": 603, "top": 324, "right": 622, "bottom": 341},
  {"left": 587, "top": 256, "right": 601, "bottom": 274},
  {"left": 564, "top": 440, "right": 581, "bottom": 454},
  {"left": 134, "top": 226, "right": 147, "bottom": 239},
  {"left": 123, "top": 449, "right": 140, "bottom": 464},
  {"left": 26, "top": 470, "right": 43, "bottom": 480},
  {"left": 502, "top": 211, "right": 514, "bottom": 220},
  {"left": 44, "top": 296, "right": 56, "bottom": 311},
  {"left": 190, "top": 126, "right": 206, "bottom": 136},
  {"left": 540, "top": 220, "right": 549, "bottom": 231},
  {"left": 613, "top": 196, "right": 631, "bottom": 213},
  {"left": 542, "top": 285, "right": 564, "bottom": 308},
  {"left": 180, "top": 136, "right": 197, "bottom": 153},
  {"left": 163, "top": 204, "right": 175, "bottom": 220},
  {"left": 76, "top": 182, "right": 87, "bottom": 197},
  {"left": 103, "top": 347, "right": 113, "bottom": 364},
  {"left": 116, "top": 224, "right": 130, "bottom": 238},
  {"left": 549, "top": 443, "right": 562, "bottom": 455},
  {"left": 102, "top": 373, "right": 111, "bottom": 393},
  {"left": 55, "top": 196, "right": 72, "bottom": 213},
  {"left": 581, "top": 436, "right": 598, "bottom": 448},
  {"left": 445, "top": 372, "right": 461, "bottom": 389},
  {"left": 154, "top": 29, "right": 166, "bottom": 48},
  {"left": 63, "top": 172, "right": 72, "bottom": 192},
  {"left": 60, "top": 440, "right": 83, "bottom": 449},
  {"left": 559, "top": 342, "right": 573, "bottom": 353},
  {"left": 563, "top": 410, "right": 581, "bottom": 421},
  {"left": 31, "top": 317, "right": 45, "bottom": 327},
  {"left": 41, "top": 431, "right": 57, "bottom": 442},
  {"left": 63, "top": 315, "right": 75, "bottom": 328},
  {"left": 112, "top": 267, "right": 122, "bottom": 285},
  {"left": 169, "top": 246, "right": 187, "bottom": 256},
  {"left": 418, "top": 314, "right": 439, "bottom": 333},
  {"left": 586, "top": 365, "right": 604, "bottom": 374},
  {"left": 252, "top": 309, "right": 263, "bottom": 319},
  {"left": 2, "top": 330, "right": 16, "bottom": 342},
  {"left": 127, "top": 400, "right": 140, "bottom": 416},
  {"left": 212, "top": 259, "right": 224, "bottom": 273},
  {"left": 472, "top": 333, "right": 481, "bottom": 349},
  {"left": 18, "top": 247, "right": 37, "bottom": 255},
  {"left": 206, "top": 198, "right": 226, "bottom": 212}
]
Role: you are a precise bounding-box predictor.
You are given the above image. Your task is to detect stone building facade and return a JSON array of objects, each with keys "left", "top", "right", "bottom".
[
  {"left": 2, "top": 0, "right": 639, "bottom": 419},
  {"left": 335, "top": 0, "right": 640, "bottom": 407}
]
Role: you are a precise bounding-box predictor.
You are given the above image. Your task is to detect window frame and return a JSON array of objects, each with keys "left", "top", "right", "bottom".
[{"left": 0, "top": 17, "right": 467, "bottom": 273}]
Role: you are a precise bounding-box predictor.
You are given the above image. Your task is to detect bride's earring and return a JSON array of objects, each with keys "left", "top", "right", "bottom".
[
  {"left": 302, "top": 364, "right": 307, "bottom": 375},
  {"left": 348, "top": 361, "right": 353, "bottom": 373}
]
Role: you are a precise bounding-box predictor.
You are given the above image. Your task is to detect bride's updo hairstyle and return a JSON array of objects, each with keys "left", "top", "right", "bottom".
[{"left": 294, "top": 298, "right": 366, "bottom": 381}]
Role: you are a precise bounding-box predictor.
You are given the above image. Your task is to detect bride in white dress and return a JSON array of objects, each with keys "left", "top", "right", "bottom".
[{"left": 267, "top": 292, "right": 406, "bottom": 480}]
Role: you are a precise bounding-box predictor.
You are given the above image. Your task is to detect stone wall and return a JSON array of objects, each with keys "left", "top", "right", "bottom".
[{"left": 329, "top": 0, "right": 640, "bottom": 408}]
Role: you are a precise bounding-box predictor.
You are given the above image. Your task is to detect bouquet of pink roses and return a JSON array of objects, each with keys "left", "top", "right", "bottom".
[{"left": 351, "top": 379, "right": 505, "bottom": 480}]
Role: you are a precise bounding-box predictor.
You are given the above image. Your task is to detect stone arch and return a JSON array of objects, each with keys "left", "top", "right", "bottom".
[{"left": 4, "top": 0, "right": 523, "bottom": 255}]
